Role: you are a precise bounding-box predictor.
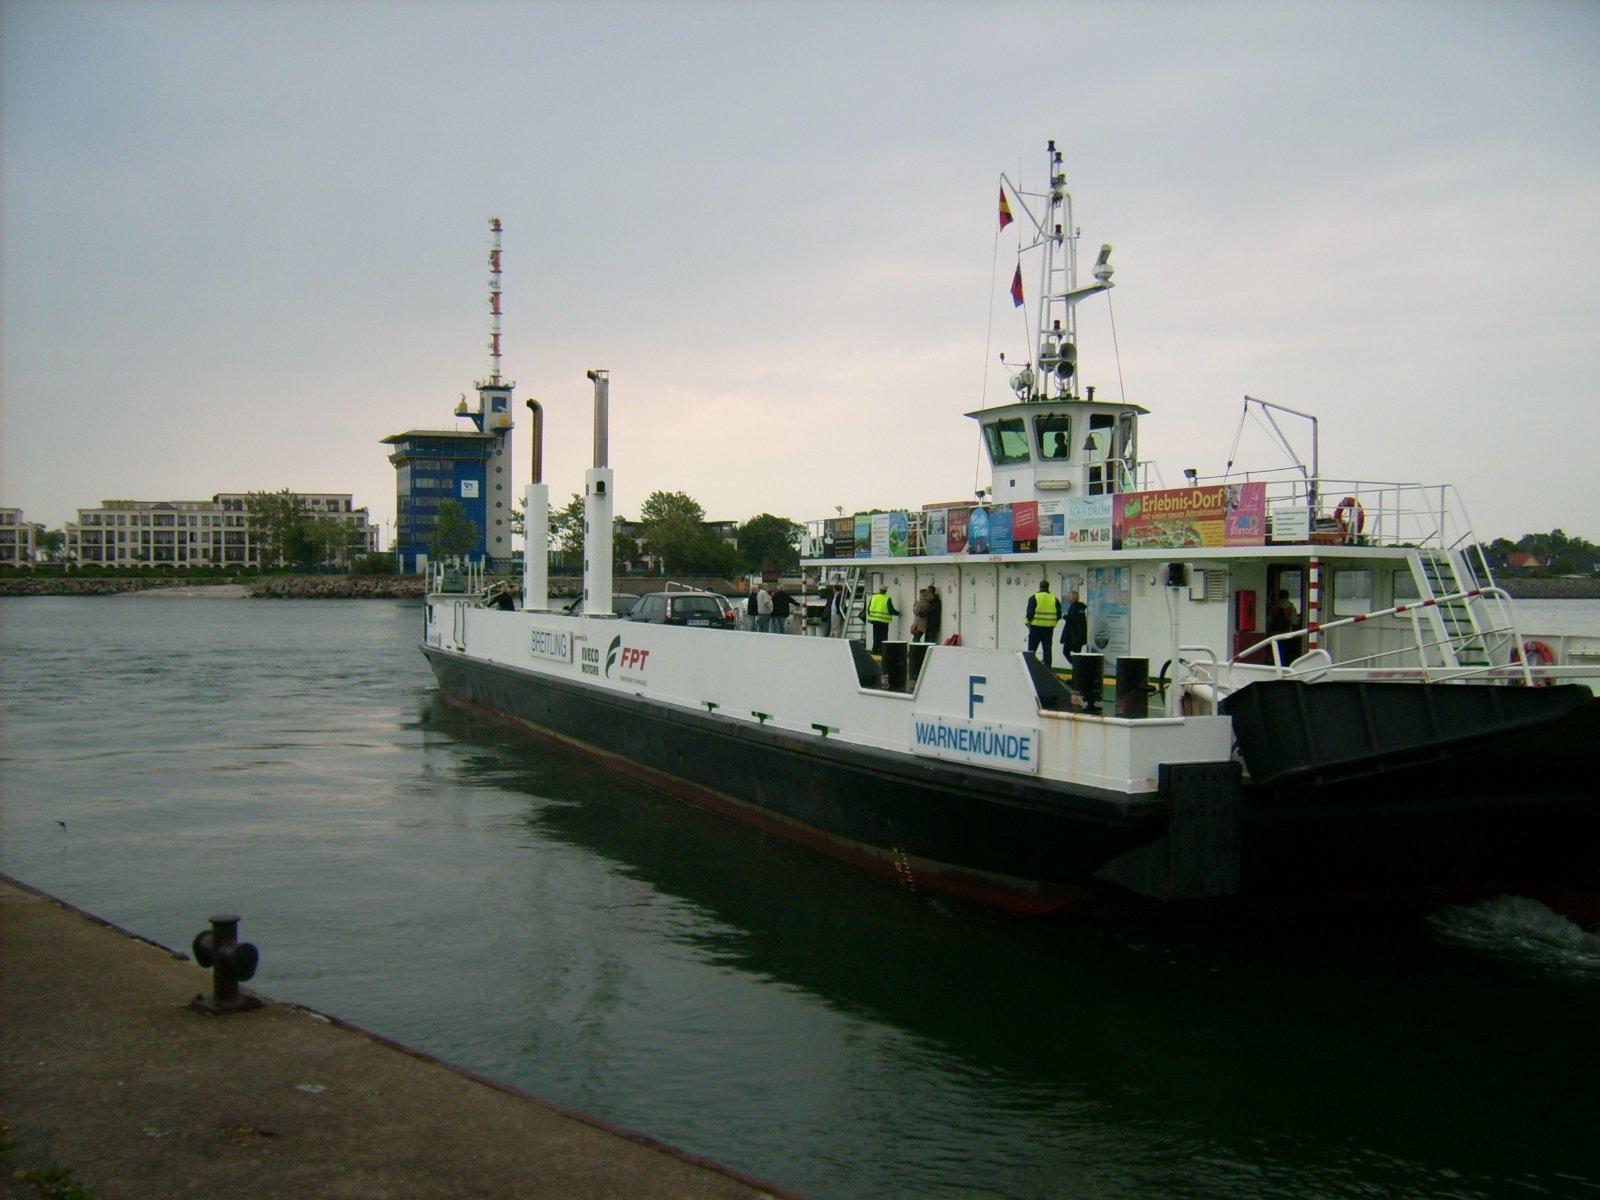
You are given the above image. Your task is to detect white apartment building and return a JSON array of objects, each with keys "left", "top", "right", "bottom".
[
  {"left": 0, "top": 508, "right": 40, "bottom": 566},
  {"left": 66, "top": 494, "right": 378, "bottom": 568}
]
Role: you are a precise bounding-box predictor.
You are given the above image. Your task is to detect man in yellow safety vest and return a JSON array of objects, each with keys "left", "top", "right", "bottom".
[
  {"left": 1025, "top": 579, "right": 1061, "bottom": 667},
  {"left": 866, "top": 585, "right": 898, "bottom": 653}
]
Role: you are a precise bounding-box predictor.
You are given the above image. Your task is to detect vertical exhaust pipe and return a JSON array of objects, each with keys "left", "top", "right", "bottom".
[
  {"left": 584, "top": 371, "right": 614, "bottom": 616},
  {"left": 522, "top": 398, "right": 548, "bottom": 611}
]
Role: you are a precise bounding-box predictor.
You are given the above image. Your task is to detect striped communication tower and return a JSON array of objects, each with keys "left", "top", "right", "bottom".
[
  {"left": 474, "top": 216, "right": 514, "bottom": 565},
  {"left": 487, "top": 216, "right": 504, "bottom": 385}
]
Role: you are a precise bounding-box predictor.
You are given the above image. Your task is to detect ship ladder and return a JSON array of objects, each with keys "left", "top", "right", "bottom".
[
  {"left": 840, "top": 563, "right": 870, "bottom": 644},
  {"left": 1413, "top": 549, "right": 1493, "bottom": 671}
]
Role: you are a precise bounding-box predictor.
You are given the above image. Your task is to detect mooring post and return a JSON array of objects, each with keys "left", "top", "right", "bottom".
[{"left": 189, "top": 913, "right": 262, "bottom": 1015}]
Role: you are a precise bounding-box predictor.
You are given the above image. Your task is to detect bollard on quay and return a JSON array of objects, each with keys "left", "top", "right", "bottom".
[{"left": 188, "top": 913, "right": 263, "bottom": 1015}]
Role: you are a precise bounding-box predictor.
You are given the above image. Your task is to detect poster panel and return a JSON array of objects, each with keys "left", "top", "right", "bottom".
[
  {"left": 871, "top": 513, "right": 891, "bottom": 557},
  {"left": 946, "top": 507, "right": 972, "bottom": 555},
  {"left": 989, "top": 505, "right": 1014, "bottom": 555},
  {"left": 1114, "top": 483, "right": 1267, "bottom": 549},
  {"left": 888, "top": 511, "right": 909, "bottom": 557},
  {"left": 1085, "top": 566, "right": 1131, "bottom": 668},
  {"left": 1068, "top": 496, "right": 1114, "bottom": 548},
  {"left": 1037, "top": 498, "right": 1068, "bottom": 554},
  {"left": 1011, "top": 502, "right": 1039, "bottom": 553},
  {"left": 825, "top": 517, "right": 855, "bottom": 559},
  {"left": 968, "top": 507, "right": 991, "bottom": 554}
]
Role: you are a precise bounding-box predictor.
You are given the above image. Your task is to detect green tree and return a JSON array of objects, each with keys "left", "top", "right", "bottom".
[
  {"left": 612, "top": 522, "right": 640, "bottom": 571},
  {"left": 737, "top": 513, "right": 804, "bottom": 575},
  {"left": 36, "top": 528, "right": 65, "bottom": 563},
  {"left": 285, "top": 521, "right": 320, "bottom": 568},
  {"left": 352, "top": 552, "right": 397, "bottom": 575},
  {"left": 547, "top": 492, "right": 586, "bottom": 571},
  {"left": 307, "top": 512, "right": 360, "bottom": 568},
  {"left": 430, "top": 499, "right": 481, "bottom": 561},
  {"left": 246, "top": 490, "right": 305, "bottom": 569},
  {"left": 639, "top": 490, "right": 706, "bottom": 527},
  {"left": 638, "top": 490, "right": 711, "bottom": 574},
  {"left": 677, "top": 532, "right": 743, "bottom": 577}
]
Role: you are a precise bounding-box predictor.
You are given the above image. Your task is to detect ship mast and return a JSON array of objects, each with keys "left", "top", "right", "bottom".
[{"left": 1001, "top": 140, "right": 1114, "bottom": 403}]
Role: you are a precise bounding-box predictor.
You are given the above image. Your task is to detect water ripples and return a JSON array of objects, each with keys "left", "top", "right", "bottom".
[{"left": 3, "top": 597, "right": 1598, "bottom": 1199}]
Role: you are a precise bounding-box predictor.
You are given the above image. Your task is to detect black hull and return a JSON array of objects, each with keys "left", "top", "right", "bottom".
[
  {"left": 423, "top": 646, "right": 1171, "bottom": 913},
  {"left": 425, "top": 647, "right": 1600, "bottom": 915},
  {"left": 1232, "top": 686, "right": 1600, "bottom": 900}
]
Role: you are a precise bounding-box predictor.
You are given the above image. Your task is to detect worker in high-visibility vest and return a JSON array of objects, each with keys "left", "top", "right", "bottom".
[
  {"left": 1025, "top": 579, "right": 1062, "bottom": 667},
  {"left": 866, "top": 585, "right": 898, "bottom": 653}
]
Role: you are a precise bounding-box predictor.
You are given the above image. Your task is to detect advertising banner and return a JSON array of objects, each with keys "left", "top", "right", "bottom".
[
  {"left": 1037, "top": 498, "right": 1067, "bottom": 554},
  {"left": 888, "top": 511, "right": 909, "bottom": 557},
  {"left": 824, "top": 517, "right": 855, "bottom": 559},
  {"left": 854, "top": 513, "right": 872, "bottom": 558},
  {"left": 871, "top": 513, "right": 891, "bottom": 557},
  {"left": 1085, "top": 566, "right": 1131, "bottom": 668},
  {"left": 1068, "top": 496, "right": 1114, "bottom": 548},
  {"left": 1113, "top": 483, "right": 1267, "bottom": 549},
  {"left": 968, "top": 507, "right": 991, "bottom": 554},
  {"left": 946, "top": 506, "right": 972, "bottom": 555},
  {"left": 989, "top": 505, "right": 1014, "bottom": 555},
  {"left": 924, "top": 508, "right": 947, "bottom": 556},
  {"left": 1011, "top": 502, "right": 1038, "bottom": 553}
]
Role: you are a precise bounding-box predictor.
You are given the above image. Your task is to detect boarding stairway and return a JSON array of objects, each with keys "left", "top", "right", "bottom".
[
  {"left": 1410, "top": 548, "right": 1496, "bottom": 670},
  {"left": 839, "top": 564, "right": 869, "bottom": 642}
]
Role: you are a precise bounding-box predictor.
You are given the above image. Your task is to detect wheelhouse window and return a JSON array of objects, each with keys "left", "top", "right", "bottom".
[
  {"left": 982, "top": 418, "right": 1031, "bottom": 466},
  {"left": 1331, "top": 569, "right": 1373, "bottom": 617},
  {"left": 1085, "top": 413, "right": 1116, "bottom": 494},
  {"left": 1117, "top": 412, "right": 1138, "bottom": 491},
  {"left": 1033, "top": 414, "right": 1072, "bottom": 460}
]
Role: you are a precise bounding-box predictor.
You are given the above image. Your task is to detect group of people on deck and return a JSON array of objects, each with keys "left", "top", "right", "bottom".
[
  {"left": 854, "top": 579, "right": 1090, "bottom": 662},
  {"left": 864, "top": 584, "right": 943, "bottom": 652},
  {"left": 858, "top": 579, "right": 1089, "bottom": 664},
  {"left": 744, "top": 582, "right": 794, "bottom": 633},
  {"left": 1025, "top": 580, "right": 1089, "bottom": 669}
]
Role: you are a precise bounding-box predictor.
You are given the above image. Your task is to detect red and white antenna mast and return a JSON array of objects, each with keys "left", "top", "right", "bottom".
[{"left": 487, "top": 216, "right": 504, "bottom": 385}]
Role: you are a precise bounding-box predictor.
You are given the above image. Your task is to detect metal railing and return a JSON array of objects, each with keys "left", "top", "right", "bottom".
[
  {"left": 429, "top": 559, "right": 487, "bottom": 596},
  {"left": 1230, "top": 586, "right": 1532, "bottom": 684},
  {"left": 803, "top": 478, "right": 1492, "bottom": 561}
]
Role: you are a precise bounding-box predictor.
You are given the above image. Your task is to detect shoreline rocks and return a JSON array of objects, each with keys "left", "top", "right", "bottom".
[{"left": 246, "top": 575, "right": 429, "bottom": 599}]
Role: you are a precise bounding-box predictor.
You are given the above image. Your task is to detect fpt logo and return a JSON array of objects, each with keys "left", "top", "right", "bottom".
[{"left": 604, "top": 636, "right": 651, "bottom": 679}]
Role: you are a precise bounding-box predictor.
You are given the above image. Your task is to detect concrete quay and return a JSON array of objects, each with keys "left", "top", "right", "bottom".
[{"left": 0, "top": 876, "right": 798, "bottom": 1200}]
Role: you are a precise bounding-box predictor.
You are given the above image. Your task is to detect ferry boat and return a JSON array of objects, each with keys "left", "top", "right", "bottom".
[{"left": 422, "top": 143, "right": 1600, "bottom": 915}]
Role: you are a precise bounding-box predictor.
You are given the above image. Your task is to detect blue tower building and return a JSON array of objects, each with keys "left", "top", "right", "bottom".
[{"left": 383, "top": 219, "right": 516, "bottom": 572}]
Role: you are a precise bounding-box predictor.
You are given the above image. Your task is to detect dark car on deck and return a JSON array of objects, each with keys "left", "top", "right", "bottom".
[
  {"left": 564, "top": 593, "right": 642, "bottom": 616},
  {"left": 625, "top": 591, "right": 736, "bottom": 629}
]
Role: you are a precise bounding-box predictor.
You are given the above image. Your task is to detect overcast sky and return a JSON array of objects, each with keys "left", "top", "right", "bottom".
[{"left": 3, "top": 0, "right": 1596, "bottom": 546}]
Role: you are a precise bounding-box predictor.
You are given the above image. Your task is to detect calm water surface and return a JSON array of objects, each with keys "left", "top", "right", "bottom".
[{"left": 3, "top": 595, "right": 1599, "bottom": 1199}]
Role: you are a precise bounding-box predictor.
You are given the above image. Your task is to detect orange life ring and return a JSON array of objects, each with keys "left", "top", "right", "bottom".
[
  {"left": 1516, "top": 639, "right": 1555, "bottom": 686},
  {"left": 1334, "top": 496, "right": 1365, "bottom": 537}
]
